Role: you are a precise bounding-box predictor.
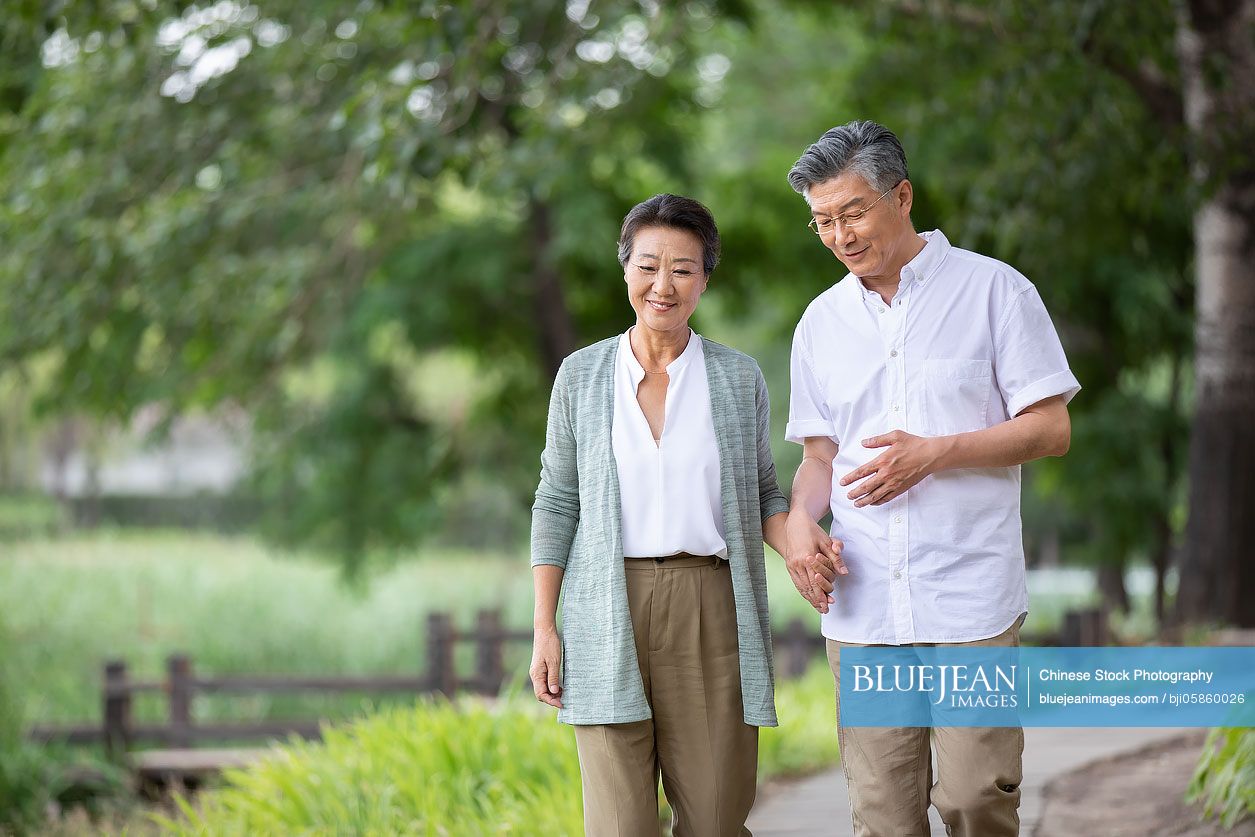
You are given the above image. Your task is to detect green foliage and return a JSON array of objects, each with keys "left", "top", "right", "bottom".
[
  {"left": 0, "top": 0, "right": 756, "bottom": 571},
  {"left": 154, "top": 697, "right": 586, "bottom": 835},
  {"left": 0, "top": 615, "right": 57, "bottom": 835},
  {"left": 1188, "top": 728, "right": 1255, "bottom": 829},
  {"left": 0, "top": 492, "right": 67, "bottom": 540},
  {"left": 154, "top": 661, "right": 838, "bottom": 835},
  {"left": 0, "top": 0, "right": 1208, "bottom": 586},
  {"left": 758, "top": 661, "right": 840, "bottom": 776}
]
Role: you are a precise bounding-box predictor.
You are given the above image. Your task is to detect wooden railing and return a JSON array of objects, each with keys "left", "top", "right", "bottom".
[
  {"left": 27, "top": 608, "right": 1084, "bottom": 758},
  {"left": 28, "top": 611, "right": 534, "bottom": 757}
]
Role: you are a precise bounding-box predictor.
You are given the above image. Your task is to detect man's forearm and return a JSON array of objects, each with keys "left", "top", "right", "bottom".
[
  {"left": 931, "top": 403, "right": 1070, "bottom": 472},
  {"left": 790, "top": 455, "right": 835, "bottom": 521}
]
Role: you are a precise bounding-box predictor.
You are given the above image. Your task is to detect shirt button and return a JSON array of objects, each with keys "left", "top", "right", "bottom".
[
  {"left": 878, "top": 307, "right": 885, "bottom": 314},
  {"left": 890, "top": 349, "right": 898, "bottom": 358},
  {"left": 895, "top": 515, "right": 903, "bottom": 523},
  {"left": 893, "top": 571, "right": 902, "bottom": 579},
  {"left": 892, "top": 404, "right": 900, "bottom": 412}
]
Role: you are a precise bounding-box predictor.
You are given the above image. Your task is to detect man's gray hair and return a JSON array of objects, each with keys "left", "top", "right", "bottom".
[{"left": 787, "top": 120, "right": 909, "bottom": 200}]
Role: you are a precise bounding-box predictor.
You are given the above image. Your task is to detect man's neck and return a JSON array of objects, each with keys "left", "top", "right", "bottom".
[{"left": 860, "top": 232, "right": 926, "bottom": 306}]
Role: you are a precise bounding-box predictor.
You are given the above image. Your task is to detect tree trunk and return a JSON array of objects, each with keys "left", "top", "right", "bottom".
[
  {"left": 1174, "top": 0, "right": 1255, "bottom": 627},
  {"left": 528, "top": 199, "right": 577, "bottom": 380},
  {"left": 1098, "top": 561, "right": 1130, "bottom": 615},
  {"left": 1152, "top": 357, "right": 1184, "bottom": 630}
]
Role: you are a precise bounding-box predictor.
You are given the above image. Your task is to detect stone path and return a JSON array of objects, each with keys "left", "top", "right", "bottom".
[{"left": 746, "top": 727, "right": 1190, "bottom": 835}]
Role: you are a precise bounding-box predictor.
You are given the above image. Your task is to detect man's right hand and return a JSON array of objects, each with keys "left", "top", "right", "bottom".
[{"left": 785, "top": 509, "right": 848, "bottom": 614}]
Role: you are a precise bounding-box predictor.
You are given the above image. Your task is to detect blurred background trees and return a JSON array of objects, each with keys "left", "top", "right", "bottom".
[{"left": 1, "top": 0, "right": 1251, "bottom": 626}]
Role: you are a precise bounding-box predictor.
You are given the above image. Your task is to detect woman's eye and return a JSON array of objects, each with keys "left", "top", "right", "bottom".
[{"left": 637, "top": 265, "right": 657, "bottom": 272}]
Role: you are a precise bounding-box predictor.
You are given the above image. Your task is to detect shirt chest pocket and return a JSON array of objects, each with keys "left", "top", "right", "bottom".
[{"left": 921, "top": 358, "right": 992, "bottom": 435}]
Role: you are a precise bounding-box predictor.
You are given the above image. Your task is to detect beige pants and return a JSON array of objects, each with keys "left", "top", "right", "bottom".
[
  {"left": 574, "top": 554, "right": 758, "bottom": 837},
  {"left": 826, "top": 615, "right": 1025, "bottom": 837}
]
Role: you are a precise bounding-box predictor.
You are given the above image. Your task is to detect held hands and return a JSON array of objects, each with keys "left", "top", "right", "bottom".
[
  {"left": 529, "top": 626, "right": 563, "bottom": 708},
  {"left": 784, "top": 510, "right": 848, "bottom": 615},
  {"left": 840, "top": 430, "right": 942, "bottom": 507}
]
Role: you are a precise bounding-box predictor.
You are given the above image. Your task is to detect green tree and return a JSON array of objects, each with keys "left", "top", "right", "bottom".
[{"left": 0, "top": 0, "right": 747, "bottom": 568}]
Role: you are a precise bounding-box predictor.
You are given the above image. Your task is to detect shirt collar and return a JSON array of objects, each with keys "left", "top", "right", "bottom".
[
  {"left": 850, "top": 229, "right": 952, "bottom": 303},
  {"left": 619, "top": 327, "right": 701, "bottom": 385},
  {"left": 901, "top": 229, "right": 950, "bottom": 287}
]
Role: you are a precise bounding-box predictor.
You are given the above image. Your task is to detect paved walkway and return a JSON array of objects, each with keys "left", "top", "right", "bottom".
[{"left": 746, "top": 727, "right": 1189, "bottom": 835}]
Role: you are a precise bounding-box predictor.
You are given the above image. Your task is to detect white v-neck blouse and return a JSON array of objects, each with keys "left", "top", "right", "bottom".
[{"left": 612, "top": 328, "right": 728, "bottom": 559}]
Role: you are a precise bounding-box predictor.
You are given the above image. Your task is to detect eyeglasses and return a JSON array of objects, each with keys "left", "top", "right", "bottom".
[{"left": 807, "top": 183, "right": 899, "bottom": 235}]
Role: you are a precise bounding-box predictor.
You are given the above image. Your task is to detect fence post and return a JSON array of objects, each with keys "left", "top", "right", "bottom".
[
  {"left": 427, "top": 612, "right": 456, "bottom": 696},
  {"left": 1062, "top": 608, "right": 1108, "bottom": 646},
  {"left": 476, "top": 610, "right": 505, "bottom": 695},
  {"left": 103, "top": 660, "right": 131, "bottom": 760},
  {"left": 168, "top": 654, "right": 193, "bottom": 748}
]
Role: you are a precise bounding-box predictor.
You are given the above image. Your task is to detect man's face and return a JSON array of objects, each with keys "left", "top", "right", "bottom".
[{"left": 807, "top": 171, "right": 913, "bottom": 283}]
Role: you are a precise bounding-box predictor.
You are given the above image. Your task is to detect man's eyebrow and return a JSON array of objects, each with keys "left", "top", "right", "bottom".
[{"left": 812, "top": 197, "right": 866, "bottom": 217}]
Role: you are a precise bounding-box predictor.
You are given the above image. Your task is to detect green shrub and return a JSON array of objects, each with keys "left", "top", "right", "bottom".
[
  {"left": 1187, "top": 727, "right": 1255, "bottom": 829},
  {"left": 156, "top": 665, "right": 841, "bottom": 835},
  {"left": 155, "top": 696, "right": 585, "bottom": 835},
  {"left": 759, "top": 662, "right": 839, "bottom": 777}
]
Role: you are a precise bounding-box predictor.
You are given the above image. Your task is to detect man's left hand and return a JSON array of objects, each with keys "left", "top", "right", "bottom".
[{"left": 840, "top": 430, "right": 943, "bottom": 507}]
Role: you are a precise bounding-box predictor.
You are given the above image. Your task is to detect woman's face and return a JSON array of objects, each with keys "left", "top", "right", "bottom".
[{"left": 624, "top": 226, "right": 708, "bottom": 336}]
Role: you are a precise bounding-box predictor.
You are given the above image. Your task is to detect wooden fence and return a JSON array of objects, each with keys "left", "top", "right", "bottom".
[{"left": 27, "top": 607, "right": 1092, "bottom": 759}]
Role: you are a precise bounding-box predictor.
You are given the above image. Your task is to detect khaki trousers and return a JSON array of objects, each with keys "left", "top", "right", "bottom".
[
  {"left": 826, "top": 616, "right": 1025, "bottom": 837},
  {"left": 574, "top": 554, "right": 758, "bottom": 837}
]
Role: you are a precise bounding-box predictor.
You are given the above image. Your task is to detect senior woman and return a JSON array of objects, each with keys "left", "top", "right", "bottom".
[{"left": 528, "top": 194, "right": 802, "bottom": 836}]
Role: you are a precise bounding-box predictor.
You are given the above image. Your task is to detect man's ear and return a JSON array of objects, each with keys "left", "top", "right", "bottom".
[{"left": 897, "top": 179, "right": 914, "bottom": 217}]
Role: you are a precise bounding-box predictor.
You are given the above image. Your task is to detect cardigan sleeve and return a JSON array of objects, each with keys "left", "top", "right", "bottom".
[
  {"left": 530, "top": 361, "right": 581, "bottom": 569},
  {"left": 754, "top": 367, "right": 790, "bottom": 522}
]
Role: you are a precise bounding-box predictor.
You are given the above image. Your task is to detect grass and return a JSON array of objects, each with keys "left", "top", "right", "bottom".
[
  {"left": 0, "top": 530, "right": 1122, "bottom": 730},
  {"left": 1188, "top": 728, "right": 1255, "bottom": 829}
]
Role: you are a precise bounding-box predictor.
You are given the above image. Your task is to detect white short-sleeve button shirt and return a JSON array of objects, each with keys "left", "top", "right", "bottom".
[{"left": 787, "top": 230, "right": 1080, "bottom": 644}]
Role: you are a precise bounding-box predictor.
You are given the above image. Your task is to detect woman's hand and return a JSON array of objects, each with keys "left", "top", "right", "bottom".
[
  {"left": 784, "top": 509, "right": 847, "bottom": 614},
  {"left": 529, "top": 626, "right": 564, "bottom": 709}
]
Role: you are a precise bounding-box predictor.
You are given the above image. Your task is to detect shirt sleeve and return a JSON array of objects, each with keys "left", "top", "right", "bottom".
[
  {"left": 785, "top": 325, "right": 839, "bottom": 445},
  {"left": 993, "top": 285, "right": 1081, "bottom": 417}
]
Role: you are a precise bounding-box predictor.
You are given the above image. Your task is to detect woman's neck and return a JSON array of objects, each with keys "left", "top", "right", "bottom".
[{"left": 630, "top": 324, "right": 691, "bottom": 373}]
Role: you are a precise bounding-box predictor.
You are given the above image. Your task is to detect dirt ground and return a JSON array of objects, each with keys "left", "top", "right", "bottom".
[{"left": 1035, "top": 731, "right": 1254, "bottom": 837}]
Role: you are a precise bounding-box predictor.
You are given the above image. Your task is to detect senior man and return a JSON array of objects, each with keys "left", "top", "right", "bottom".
[{"left": 781, "top": 120, "right": 1079, "bottom": 837}]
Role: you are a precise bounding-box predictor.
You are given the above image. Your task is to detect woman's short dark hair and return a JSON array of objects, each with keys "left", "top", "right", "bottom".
[{"left": 617, "top": 194, "right": 721, "bottom": 276}]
